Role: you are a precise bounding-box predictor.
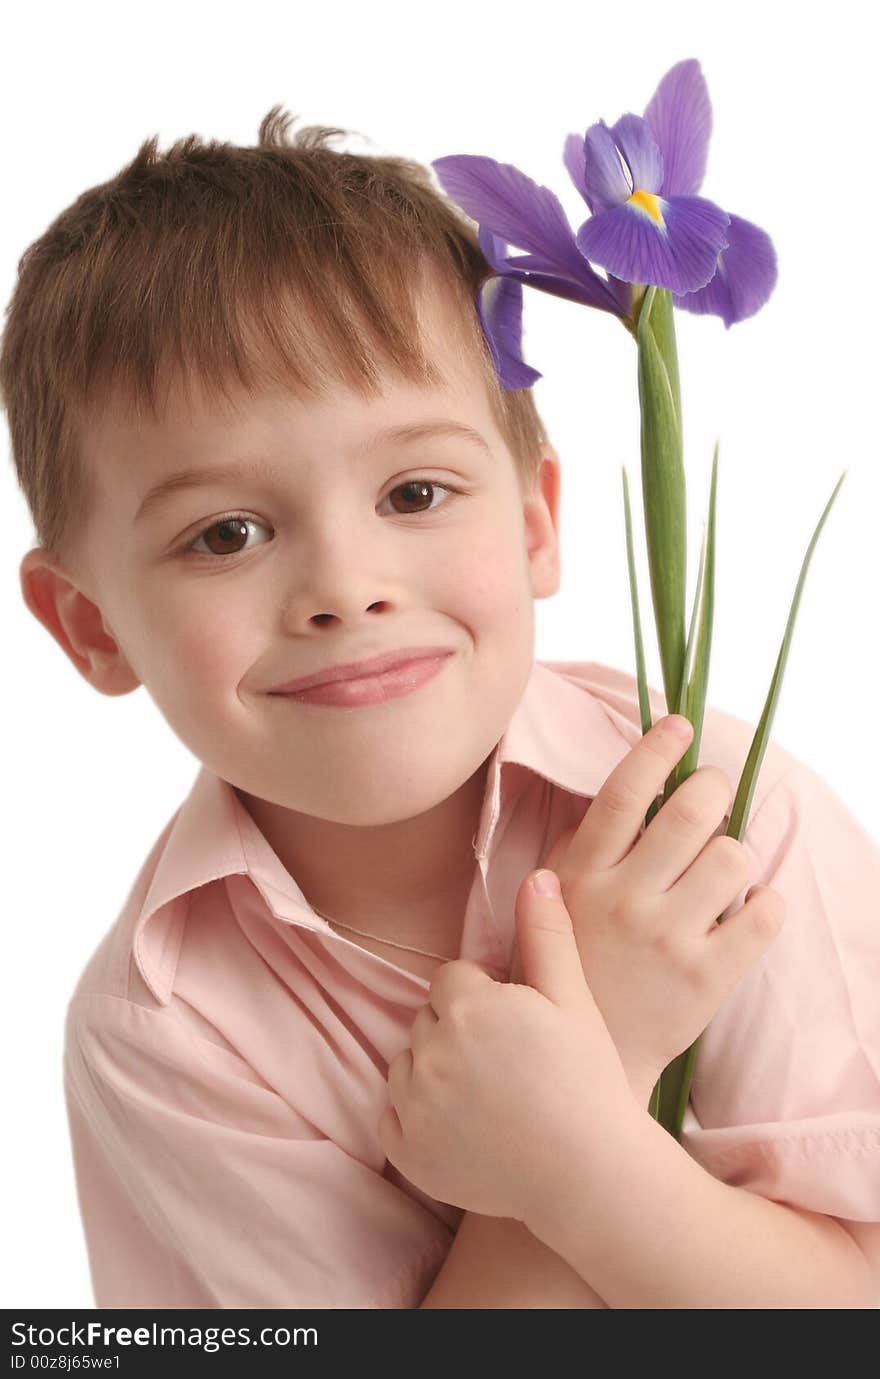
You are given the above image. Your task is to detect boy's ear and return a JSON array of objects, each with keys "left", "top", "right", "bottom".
[
  {"left": 522, "top": 444, "right": 561, "bottom": 600},
  {"left": 19, "top": 548, "right": 141, "bottom": 697}
]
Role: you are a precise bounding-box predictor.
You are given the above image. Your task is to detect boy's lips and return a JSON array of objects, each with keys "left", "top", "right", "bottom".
[{"left": 268, "top": 646, "right": 455, "bottom": 693}]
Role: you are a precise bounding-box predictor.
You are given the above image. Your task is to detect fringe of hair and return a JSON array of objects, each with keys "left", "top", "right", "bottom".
[{"left": 1, "top": 107, "right": 550, "bottom": 572}]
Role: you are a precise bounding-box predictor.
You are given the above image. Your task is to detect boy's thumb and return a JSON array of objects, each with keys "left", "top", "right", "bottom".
[{"left": 514, "top": 870, "right": 588, "bottom": 1009}]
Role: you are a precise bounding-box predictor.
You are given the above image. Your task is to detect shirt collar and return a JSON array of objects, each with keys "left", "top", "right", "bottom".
[{"left": 132, "top": 660, "right": 640, "bottom": 1005}]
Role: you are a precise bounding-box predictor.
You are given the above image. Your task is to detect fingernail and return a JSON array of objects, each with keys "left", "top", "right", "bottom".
[
  {"left": 667, "top": 715, "right": 693, "bottom": 741},
  {"left": 533, "top": 870, "right": 561, "bottom": 897}
]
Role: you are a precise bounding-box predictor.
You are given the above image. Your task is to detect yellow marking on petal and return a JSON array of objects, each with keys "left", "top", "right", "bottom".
[{"left": 628, "top": 189, "right": 665, "bottom": 229}]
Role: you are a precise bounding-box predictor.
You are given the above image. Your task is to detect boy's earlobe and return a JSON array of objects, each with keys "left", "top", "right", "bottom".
[{"left": 19, "top": 548, "right": 141, "bottom": 697}]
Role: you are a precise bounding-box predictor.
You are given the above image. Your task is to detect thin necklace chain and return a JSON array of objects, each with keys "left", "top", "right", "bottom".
[{"left": 309, "top": 905, "right": 455, "bottom": 962}]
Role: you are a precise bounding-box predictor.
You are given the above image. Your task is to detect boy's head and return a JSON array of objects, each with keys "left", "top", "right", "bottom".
[{"left": 5, "top": 109, "right": 561, "bottom": 831}]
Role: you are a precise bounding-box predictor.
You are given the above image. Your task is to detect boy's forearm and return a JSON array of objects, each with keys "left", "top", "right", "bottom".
[
  {"left": 418, "top": 1078, "right": 659, "bottom": 1308},
  {"left": 418, "top": 1210, "right": 610, "bottom": 1309},
  {"left": 524, "top": 1109, "right": 876, "bottom": 1309}
]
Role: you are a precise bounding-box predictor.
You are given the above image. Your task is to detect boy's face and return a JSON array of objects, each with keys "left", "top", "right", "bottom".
[{"left": 21, "top": 284, "right": 560, "bottom": 895}]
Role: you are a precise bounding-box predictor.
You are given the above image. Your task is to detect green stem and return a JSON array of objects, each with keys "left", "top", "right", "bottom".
[
  {"left": 628, "top": 290, "right": 848, "bottom": 1138},
  {"left": 636, "top": 287, "right": 687, "bottom": 716}
]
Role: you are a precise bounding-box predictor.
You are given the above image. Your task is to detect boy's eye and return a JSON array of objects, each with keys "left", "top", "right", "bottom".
[
  {"left": 185, "top": 514, "right": 272, "bottom": 561},
  {"left": 183, "top": 479, "right": 460, "bottom": 561}
]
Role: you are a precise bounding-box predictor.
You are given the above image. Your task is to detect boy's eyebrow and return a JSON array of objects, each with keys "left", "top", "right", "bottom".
[{"left": 133, "top": 419, "right": 491, "bottom": 525}]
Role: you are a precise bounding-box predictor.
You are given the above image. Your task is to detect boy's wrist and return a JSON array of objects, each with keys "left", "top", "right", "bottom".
[
  {"left": 621, "top": 1056, "right": 662, "bottom": 1111},
  {"left": 626, "top": 1067, "right": 661, "bottom": 1110},
  {"left": 520, "top": 1097, "right": 648, "bottom": 1244}
]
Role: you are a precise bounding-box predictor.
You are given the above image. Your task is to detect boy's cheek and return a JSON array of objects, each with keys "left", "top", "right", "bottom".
[{"left": 454, "top": 536, "right": 527, "bottom": 618}]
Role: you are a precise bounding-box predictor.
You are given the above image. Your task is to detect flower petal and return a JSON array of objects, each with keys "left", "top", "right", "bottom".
[
  {"left": 605, "top": 272, "right": 637, "bottom": 317},
  {"left": 432, "top": 154, "right": 585, "bottom": 274},
  {"left": 672, "top": 212, "right": 778, "bottom": 326},
  {"left": 477, "top": 275, "right": 542, "bottom": 390},
  {"left": 563, "top": 130, "right": 589, "bottom": 208},
  {"left": 477, "top": 223, "right": 532, "bottom": 278},
  {"left": 477, "top": 222, "right": 625, "bottom": 318},
  {"left": 610, "top": 113, "right": 664, "bottom": 195},
  {"left": 643, "top": 58, "right": 712, "bottom": 197},
  {"left": 576, "top": 193, "right": 730, "bottom": 294},
  {"left": 582, "top": 120, "right": 632, "bottom": 211}
]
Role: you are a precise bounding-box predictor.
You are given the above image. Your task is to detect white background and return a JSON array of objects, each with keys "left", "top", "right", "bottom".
[{"left": 2, "top": 0, "right": 877, "bottom": 1309}]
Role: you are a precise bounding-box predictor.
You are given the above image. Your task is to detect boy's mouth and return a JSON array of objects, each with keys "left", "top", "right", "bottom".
[
  {"left": 268, "top": 645, "right": 454, "bottom": 694},
  {"left": 269, "top": 651, "right": 454, "bottom": 708}
]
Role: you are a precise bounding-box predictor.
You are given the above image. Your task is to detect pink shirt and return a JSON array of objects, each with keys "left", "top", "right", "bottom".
[{"left": 63, "top": 659, "right": 880, "bottom": 1308}]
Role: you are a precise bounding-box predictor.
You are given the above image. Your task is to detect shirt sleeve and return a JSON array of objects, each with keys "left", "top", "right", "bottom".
[
  {"left": 63, "top": 993, "right": 452, "bottom": 1309},
  {"left": 681, "top": 760, "right": 880, "bottom": 1229}
]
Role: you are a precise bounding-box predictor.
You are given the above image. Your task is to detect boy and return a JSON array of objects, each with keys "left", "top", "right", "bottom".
[{"left": 5, "top": 109, "right": 878, "bottom": 1308}]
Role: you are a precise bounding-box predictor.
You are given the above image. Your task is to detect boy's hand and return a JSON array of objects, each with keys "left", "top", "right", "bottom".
[
  {"left": 509, "top": 715, "right": 787, "bottom": 1103},
  {"left": 379, "top": 869, "right": 640, "bottom": 1221}
]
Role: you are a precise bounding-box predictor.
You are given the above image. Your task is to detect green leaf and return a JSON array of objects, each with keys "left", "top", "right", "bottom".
[
  {"left": 623, "top": 465, "right": 666, "bottom": 839},
  {"left": 655, "top": 465, "right": 847, "bottom": 1140},
  {"left": 622, "top": 465, "right": 653, "bottom": 740},
  {"left": 671, "top": 440, "right": 719, "bottom": 797},
  {"left": 727, "top": 469, "right": 848, "bottom": 840}
]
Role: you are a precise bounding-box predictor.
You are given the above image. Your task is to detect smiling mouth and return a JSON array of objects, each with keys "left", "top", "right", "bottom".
[{"left": 272, "top": 652, "right": 453, "bottom": 707}]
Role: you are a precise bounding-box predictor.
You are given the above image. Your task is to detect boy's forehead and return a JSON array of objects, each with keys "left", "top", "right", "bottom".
[
  {"left": 89, "top": 351, "right": 494, "bottom": 463},
  {"left": 80, "top": 353, "right": 504, "bottom": 540},
  {"left": 77, "top": 270, "right": 507, "bottom": 531},
  {"left": 87, "top": 293, "right": 495, "bottom": 468}
]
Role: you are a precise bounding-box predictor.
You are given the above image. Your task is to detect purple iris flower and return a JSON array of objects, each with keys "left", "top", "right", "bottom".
[{"left": 431, "top": 59, "right": 777, "bottom": 390}]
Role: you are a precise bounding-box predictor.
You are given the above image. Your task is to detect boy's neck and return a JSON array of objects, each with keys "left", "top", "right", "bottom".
[{"left": 234, "top": 758, "right": 490, "bottom": 944}]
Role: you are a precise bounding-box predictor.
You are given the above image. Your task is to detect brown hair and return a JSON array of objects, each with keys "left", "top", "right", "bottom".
[{"left": 0, "top": 107, "right": 550, "bottom": 574}]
